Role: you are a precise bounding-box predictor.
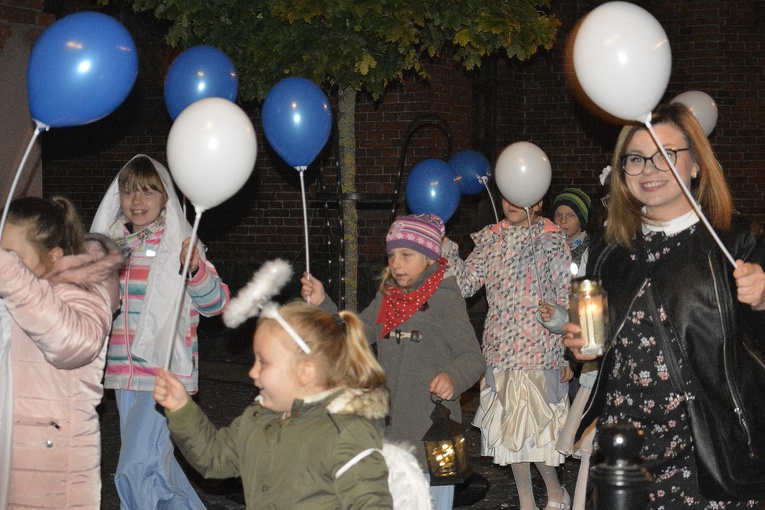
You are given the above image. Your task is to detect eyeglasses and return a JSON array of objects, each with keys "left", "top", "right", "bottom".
[{"left": 620, "top": 148, "right": 690, "bottom": 176}]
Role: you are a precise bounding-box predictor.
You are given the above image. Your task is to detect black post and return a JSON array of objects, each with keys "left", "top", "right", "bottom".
[{"left": 589, "top": 424, "right": 653, "bottom": 510}]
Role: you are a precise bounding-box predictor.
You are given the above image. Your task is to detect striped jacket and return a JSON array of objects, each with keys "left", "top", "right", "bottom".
[{"left": 104, "top": 223, "right": 228, "bottom": 393}]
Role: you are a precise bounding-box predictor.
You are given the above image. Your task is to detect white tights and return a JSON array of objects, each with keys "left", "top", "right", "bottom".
[{"left": 511, "top": 462, "right": 565, "bottom": 510}]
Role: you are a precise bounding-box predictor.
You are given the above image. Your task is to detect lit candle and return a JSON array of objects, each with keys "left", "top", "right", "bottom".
[
  {"left": 585, "top": 301, "right": 597, "bottom": 347},
  {"left": 571, "top": 278, "right": 608, "bottom": 356}
]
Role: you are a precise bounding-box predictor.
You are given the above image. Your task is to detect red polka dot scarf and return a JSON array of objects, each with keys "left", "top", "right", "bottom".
[{"left": 376, "top": 258, "right": 447, "bottom": 337}]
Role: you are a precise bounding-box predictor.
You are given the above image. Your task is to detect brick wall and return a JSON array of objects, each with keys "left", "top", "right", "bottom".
[
  {"left": 0, "top": 0, "right": 55, "bottom": 202},
  {"left": 504, "top": 0, "right": 765, "bottom": 229},
  {"left": 38, "top": 0, "right": 765, "bottom": 303},
  {"left": 0, "top": 0, "right": 53, "bottom": 38}
]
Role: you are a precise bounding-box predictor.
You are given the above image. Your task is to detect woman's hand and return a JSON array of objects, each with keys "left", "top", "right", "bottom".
[
  {"left": 559, "top": 364, "right": 574, "bottom": 382},
  {"left": 154, "top": 368, "right": 189, "bottom": 413},
  {"left": 430, "top": 373, "right": 455, "bottom": 401},
  {"left": 734, "top": 259, "right": 765, "bottom": 310},
  {"left": 300, "top": 272, "right": 326, "bottom": 305},
  {"left": 180, "top": 237, "right": 200, "bottom": 274},
  {"left": 562, "top": 322, "right": 599, "bottom": 361}
]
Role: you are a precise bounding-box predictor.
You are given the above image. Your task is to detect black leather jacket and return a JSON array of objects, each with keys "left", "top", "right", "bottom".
[{"left": 578, "top": 216, "right": 765, "bottom": 470}]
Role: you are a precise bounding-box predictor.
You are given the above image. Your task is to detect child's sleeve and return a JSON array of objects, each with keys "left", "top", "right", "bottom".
[
  {"left": 332, "top": 420, "right": 393, "bottom": 509},
  {"left": 538, "top": 233, "right": 573, "bottom": 309},
  {"left": 442, "top": 237, "right": 486, "bottom": 298},
  {"left": 0, "top": 250, "right": 113, "bottom": 369},
  {"left": 186, "top": 258, "right": 230, "bottom": 317},
  {"left": 536, "top": 233, "right": 572, "bottom": 363},
  {"left": 436, "top": 284, "right": 485, "bottom": 396},
  {"left": 165, "top": 398, "right": 242, "bottom": 479}
]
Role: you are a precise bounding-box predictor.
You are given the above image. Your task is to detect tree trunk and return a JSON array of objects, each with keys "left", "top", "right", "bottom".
[{"left": 337, "top": 86, "right": 358, "bottom": 310}]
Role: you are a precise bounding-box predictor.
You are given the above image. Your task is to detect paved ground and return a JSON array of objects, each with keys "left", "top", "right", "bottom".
[{"left": 98, "top": 324, "right": 583, "bottom": 509}]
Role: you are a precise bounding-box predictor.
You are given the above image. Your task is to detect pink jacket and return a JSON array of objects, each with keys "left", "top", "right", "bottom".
[{"left": 0, "top": 234, "right": 122, "bottom": 509}]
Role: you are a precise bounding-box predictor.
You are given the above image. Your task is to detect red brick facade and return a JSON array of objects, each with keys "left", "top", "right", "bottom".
[{"left": 27, "top": 1, "right": 765, "bottom": 301}]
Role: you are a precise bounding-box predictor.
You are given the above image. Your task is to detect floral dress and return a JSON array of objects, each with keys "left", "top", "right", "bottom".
[{"left": 598, "top": 224, "right": 759, "bottom": 509}]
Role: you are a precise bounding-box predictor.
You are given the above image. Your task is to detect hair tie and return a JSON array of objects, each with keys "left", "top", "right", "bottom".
[{"left": 332, "top": 313, "right": 347, "bottom": 333}]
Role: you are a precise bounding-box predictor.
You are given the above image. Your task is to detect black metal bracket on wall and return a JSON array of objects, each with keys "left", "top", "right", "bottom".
[{"left": 313, "top": 113, "right": 453, "bottom": 308}]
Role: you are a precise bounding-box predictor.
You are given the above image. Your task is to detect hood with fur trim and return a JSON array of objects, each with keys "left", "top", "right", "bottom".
[
  {"left": 257, "top": 386, "right": 390, "bottom": 421},
  {"left": 325, "top": 386, "right": 390, "bottom": 421},
  {"left": 44, "top": 233, "right": 125, "bottom": 313}
]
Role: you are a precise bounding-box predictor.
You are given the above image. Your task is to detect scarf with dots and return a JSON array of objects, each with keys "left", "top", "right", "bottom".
[{"left": 376, "top": 258, "right": 447, "bottom": 337}]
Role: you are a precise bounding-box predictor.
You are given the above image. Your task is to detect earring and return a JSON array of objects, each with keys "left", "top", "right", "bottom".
[{"left": 692, "top": 171, "right": 698, "bottom": 179}]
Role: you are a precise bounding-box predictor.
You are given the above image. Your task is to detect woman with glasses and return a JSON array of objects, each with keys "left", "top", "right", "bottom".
[{"left": 563, "top": 102, "right": 765, "bottom": 508}]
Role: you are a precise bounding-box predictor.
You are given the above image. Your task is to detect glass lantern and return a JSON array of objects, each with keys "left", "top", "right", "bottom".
[{"left": 421, "top": 400, "right": 471, "bottom": 486}]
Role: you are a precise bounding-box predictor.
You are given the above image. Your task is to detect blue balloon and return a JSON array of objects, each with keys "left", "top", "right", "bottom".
[
  {"left": 27, "top": 12, "right": 138, "bottom": 128},
  {"left": 405, "top": 159, "right": 461, "bottom": 223},
  {"left": 448, "top": 150, "right": 492, "bottom": 195},
  {"left": 164, "top": 45, "right": 238, "bottom": 120},
  {"left": 262, "top": 77, "right": 332, "bottom": 168}
]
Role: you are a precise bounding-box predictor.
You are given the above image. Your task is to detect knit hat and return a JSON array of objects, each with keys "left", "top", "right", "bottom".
[
  {"left": 386, "top": 213, "right": 445, "bottom": 261},
  {"left": 553, "top": 188, "right": 591, "bottom": 228}
]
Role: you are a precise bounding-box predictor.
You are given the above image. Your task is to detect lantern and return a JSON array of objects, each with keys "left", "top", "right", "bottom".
[{"left": 421, "top": 400, "right": 471, "bottom": 485}]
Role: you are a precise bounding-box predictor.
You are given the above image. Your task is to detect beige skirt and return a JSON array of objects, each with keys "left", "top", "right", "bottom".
[{"left": 473, "top": 368, "right": 568, "bottom": 466}]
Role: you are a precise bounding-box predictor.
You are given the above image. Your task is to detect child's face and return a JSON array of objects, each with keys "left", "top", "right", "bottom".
[
  {"left": 553, "top": 205, "right": 581, "bottom": 238},
  {"left": 501, "top": 198, "right": 541, "bottom": 226},
  {"left": 119, "top": 186, "right": 166, "bottom": 230},
  {"left": 249, "top": 321, "right": 303, "bottom": 413},
  {"left": 2, "top": 222, "right": 51, "bottom": 277},
  {"left": 387, "top": 248, "right": 433, "bottom": 287}
]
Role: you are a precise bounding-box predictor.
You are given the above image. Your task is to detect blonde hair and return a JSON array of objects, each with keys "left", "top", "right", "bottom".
[
  {"left": 258, "top": 300, "right": 387, "bottom": 391},
  {"left": 8, "top": 196, "right": 85, "bottom": 259},
  {"left": 605, "top": 102, "right": 733, "bottom": 248},
  {"left": 118, "top": 156, "right": 169, "bottom": 204}
]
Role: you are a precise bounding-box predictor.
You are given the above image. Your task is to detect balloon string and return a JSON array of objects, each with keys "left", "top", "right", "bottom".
[
  {"left": 643, "top": 120, "right": 737, "bottom": 267},
  {"left": 481, "top": 177, "right": 499, "bottom": 223},
  {"left": 525, "top": 207, "right": 543, "bottom": 300},
  {"left": 297, "top": 166, "right": 311, "bottom": 304},
  {"left": 164, "top": 206, "right": 204, "bottom": 370},
  {"left": 0, "top": 120, "right": 48, "bottom": 244}
]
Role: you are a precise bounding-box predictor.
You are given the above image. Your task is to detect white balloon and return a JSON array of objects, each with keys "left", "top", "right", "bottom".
[
  {"left": 573, "top": 1, "right": 672, "bottom": 122},
  {"left": 671, "top": 90, "right": 718, "bottom": 136},
  {"left": 494, "top": 142, "right": 552, "bottom": 208},
  {"left": 167, "top": 97, "right": 257, "bottom": 210}
]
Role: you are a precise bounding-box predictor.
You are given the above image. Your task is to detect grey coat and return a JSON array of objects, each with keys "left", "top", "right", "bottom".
[{"left": 321, "top": 263, "right": 484, "bottom": 468}]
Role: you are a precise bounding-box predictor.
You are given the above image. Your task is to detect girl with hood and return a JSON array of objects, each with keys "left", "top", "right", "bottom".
[{"left": 91, "top": 155, "right": 229, "bottom": 509}]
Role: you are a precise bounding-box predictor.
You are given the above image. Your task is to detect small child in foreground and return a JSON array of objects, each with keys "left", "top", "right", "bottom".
[{"left": 153, "top": 300, "right": 393, "bottom": 509}]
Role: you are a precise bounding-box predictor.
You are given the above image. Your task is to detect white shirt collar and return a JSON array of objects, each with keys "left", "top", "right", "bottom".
[{"left": 642, "top": 210, "right": 699, "bottom": 235}]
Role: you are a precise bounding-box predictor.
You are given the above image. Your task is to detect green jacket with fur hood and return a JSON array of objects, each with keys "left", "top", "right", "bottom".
[{"left": 165, "top": 386, "right": 393, "bottom": 509}]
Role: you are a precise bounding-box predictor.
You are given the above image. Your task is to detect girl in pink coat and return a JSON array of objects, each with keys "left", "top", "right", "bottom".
[{"left": 0, "top": 196, "right": 122, "bottom": 509}]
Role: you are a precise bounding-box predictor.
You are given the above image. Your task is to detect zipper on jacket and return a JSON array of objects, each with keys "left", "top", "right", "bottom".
[
  {"left": 122, "top": 257, "right": 135, "bottom": 388},
  {"left": 708, "top": 254, "right": 755, "bottom": 458}
]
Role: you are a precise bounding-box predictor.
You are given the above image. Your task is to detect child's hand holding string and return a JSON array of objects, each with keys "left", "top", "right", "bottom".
[
  {"left": 538, "top": 300, "right": 556, "bottom": 323},
  {"left": 154, "top": 368, "right": 190, "bottom": 413},
  {"left": 300, "top": 272, "right": 327, "bottom": 305},
  {"left": 430, "top": 373, "right": 455, "bottom": 401},
  {"left": 180, "top": 237, "right": 200, "bottom": 275}
]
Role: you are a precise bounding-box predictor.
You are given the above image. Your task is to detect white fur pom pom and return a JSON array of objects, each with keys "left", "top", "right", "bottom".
[{"left": 222, "top": 259, "right": 293, "bottom": 328}]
